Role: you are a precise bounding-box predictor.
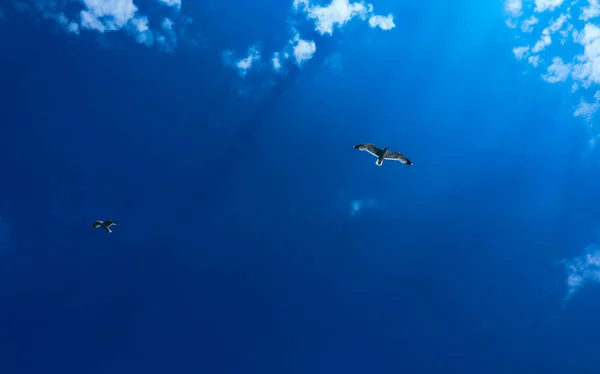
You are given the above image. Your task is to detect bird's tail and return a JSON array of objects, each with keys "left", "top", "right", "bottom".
[{"left": 376, "top": 159, "right": 383, "bottom": 166}]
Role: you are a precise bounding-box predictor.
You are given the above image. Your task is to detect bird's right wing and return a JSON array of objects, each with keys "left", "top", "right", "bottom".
[
  {"left": 354, "top": 144, "right": 382, "bottom": 157},
  {"left": 105, "top": 220, "right": 119, "bottom": 226},
  {"left": 384, "top": 152, "right": 412, "bottom": 165},
  {"left": 92, "top": 221, "right": 101, "bottom": 228}
]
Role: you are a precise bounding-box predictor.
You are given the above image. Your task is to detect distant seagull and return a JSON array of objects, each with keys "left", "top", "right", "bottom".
[
  {"left": 353, "top": 144, "right": 413, "bottom": 167},
  {"left": 92, "top": 219, "right": 119, "bottom": 233}
]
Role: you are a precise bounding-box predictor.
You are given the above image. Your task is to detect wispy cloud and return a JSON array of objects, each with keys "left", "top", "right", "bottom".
[
  {"left": 293, "top": 0, "right": 394, "bottom": 35},
  {"left": 505, "top": 0, "right": 523, "bottom": 20},
  {"left": 534, "top": 0, "right": 566, "bottom": 13},
  {"left": 504, "top": 0, "right": 600, "bottom": 148},
  {"left": 542, "top": 56, "right": 572, "bottom": 82},
  {"left": 156, "top": 17, "right": 177, "bottom": 52},
  {"left": 562, "top": 245, "right": 600, "bottom": 300},
  {"left": 272, "top": 52, "right": 283, "bottom": 72},
  {"left": 521, "top": 15, "right": 539, "bottom": 32},
  {"left": 223, "top": 45, "right": 262, "bottom": 77},
  {"left": 574, "top": 91, "right": 600, "bottom": 120},
  {"left": 223, "top": 0, "right": 394, "bottom": 94},
  {"left": 581, "top": 0, "right": 600, "bottom": 21},
  {"left": 157, "top": 0, "right": 182, "bottom": 11},
  {"left": 15, "top": 0, "right": 193, "bottom": 51},
  {"left": 14, "top": 0, "right": 81, "bottom": 34}
]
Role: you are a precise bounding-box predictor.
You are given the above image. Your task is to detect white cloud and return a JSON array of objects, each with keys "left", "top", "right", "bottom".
[
  {"left": 272, "top": 52, "right": 282, "bottom": 71},
  {"left": 542, "top": 56, "right": 572, "bottom": 82},
  {"left": 80, "top": 10, "right": 105, "bottom": 32},
  {"left": 530, "top": 16, "right": 566, "bottom": 53},
  {"left": 158, "top": 0, "right": 182, "bottom": 10},
  {"left": 156, "top": 17, "right": 177, "bottom": 52},
  {"left": 559, "top": 22, "right": 573, "bottom": 43},
  {"left": 521, "top": 16, "right": 539, "bottom": 32},
  {"left": 129, "top": 16, "right": 153, "bottom": 45},
  {"left": 529, "top": 54, "right": 541, "bottom": 66},
  {"left": 53, "top": 12, "right": 80, "bottom": 34},
  {"left": 292, "top": 34, "right": 316, "bottom": 65},
  {"left": 15, "top": 0, "right": 194, "bottom": 50},
  {"left": 223, "top": 0, "right": 394, "bottom": 94},
  {"left": 79, "top": 0, "right": 156, "bottom": 45},
  {"left": 574, "top": 91, "right": 600, "bottom": 118},
  {"left": 532, "top": 34, "right": 551, "bottom": 52},
  {"left": 368, "top": 14, "right": 395, "bottom": 30},
  {"left": 80, "top": 0, "right": 138, "bottom": 31},
  {"left": 513, "top": 45, "right": 530, "bottom": 60},
  {"left": 562, "top": 245, "right": 600, "bottom": 300},
  {"left": 534, "top": 0, "right": 566, "bottom": 13},
  {"left": 506, "top": 18, "right": 518, "bottom": 29},
  {"left": 294, "top": 0, "right": 394, "bottom": 35},
  {"left": 223, "top": 45, "right": 261, "bottom": 77},
  {"left": 572, "top": 23, "right": 600, "bottom": 87},
  {"left": 237, "top": 47, "right": 260, "bottom": 73},
  {"left": 581, "top": 0, "right": 600, "bottom": 21},
  {"left": 547, "top": 13, "right": 568, "bottom": 33},
  {"left": 162, "top": 17, "right": 174, "bottom": 30},
  {"left": 505, "top": 0, "right": 523, "bottom": 17}
]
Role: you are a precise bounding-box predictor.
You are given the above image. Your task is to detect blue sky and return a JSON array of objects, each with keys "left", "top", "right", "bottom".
[{"left": 3, "top": 0, "right": 600, "bottom": 373}]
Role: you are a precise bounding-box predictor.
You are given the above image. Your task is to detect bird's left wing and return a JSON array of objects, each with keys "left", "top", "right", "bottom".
[{"left": 354, "top": 144, "right": 382, "bottom": 157}]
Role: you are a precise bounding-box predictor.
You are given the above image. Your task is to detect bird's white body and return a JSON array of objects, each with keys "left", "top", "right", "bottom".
[{"left": 376, "top": 146, "right": 390, "bottom": 166}]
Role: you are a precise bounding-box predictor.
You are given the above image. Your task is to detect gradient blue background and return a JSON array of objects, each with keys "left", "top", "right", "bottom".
[{"left": 1, "top": 0, "right": 600, "bottom": 373}]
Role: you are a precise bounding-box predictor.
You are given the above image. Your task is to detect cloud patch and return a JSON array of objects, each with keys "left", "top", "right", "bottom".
[
  {"left": 542, "top": 56, "right": 571, "bottom": 83},
  {"left": 15, "top": 0, "right": 192, "bottom": 51},
  {"left": 574, "top": 91, "right": 600, "bottom": 120},
  {"left": 158, "top": 0, "right": 182, "bottom": 11},
  {"left": 534, "top": 0, "right": 566, "bottom": 13},
  {"left": 521, "top": 15, "right": 539, "bottom": 32},
  {"left": 224, "top": 0, "right": 394, "bottom": 94},
  {"left": 562, "top": 245, "right": 600, "bottom": 300},
  {"left": 79, "top": 0, "right": 140, "bottom": 33},
  {"left": 504, "top": 0, "right": 600, "bottom": 147},
  {"left": 292, "top": 34, "right": 316, "bottom": 65},
  {"left": 223, "top": 45, "right": 262, "bottom": 77},
  {"left": 293, "top": 0, "right": 395, "bottom": 35},
  {"left": 156, "top": 17, "right": 177, "bottom": 52},
  {"left": 368, "top": 14, "right": 395, "bottom": 30},
  {"left": 272, "top": 52, "right": 283, "bottom": 71}
]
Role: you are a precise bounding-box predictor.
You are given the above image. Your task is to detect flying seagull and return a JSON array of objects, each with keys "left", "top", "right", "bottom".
[
  {"left": 92, "top": 219, "right": 119, "bottom": 233},
  {"left": 353, "top": 144, "right": 413, "bottom": 166}
]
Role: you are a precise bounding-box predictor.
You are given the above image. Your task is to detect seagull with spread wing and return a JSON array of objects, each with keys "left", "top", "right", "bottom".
[
  {"left": 353, "top": 144, "right": 413, "bottom": 167},
  {"left": 92, "top": 219, "right": 119, "bottom": 233}
]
